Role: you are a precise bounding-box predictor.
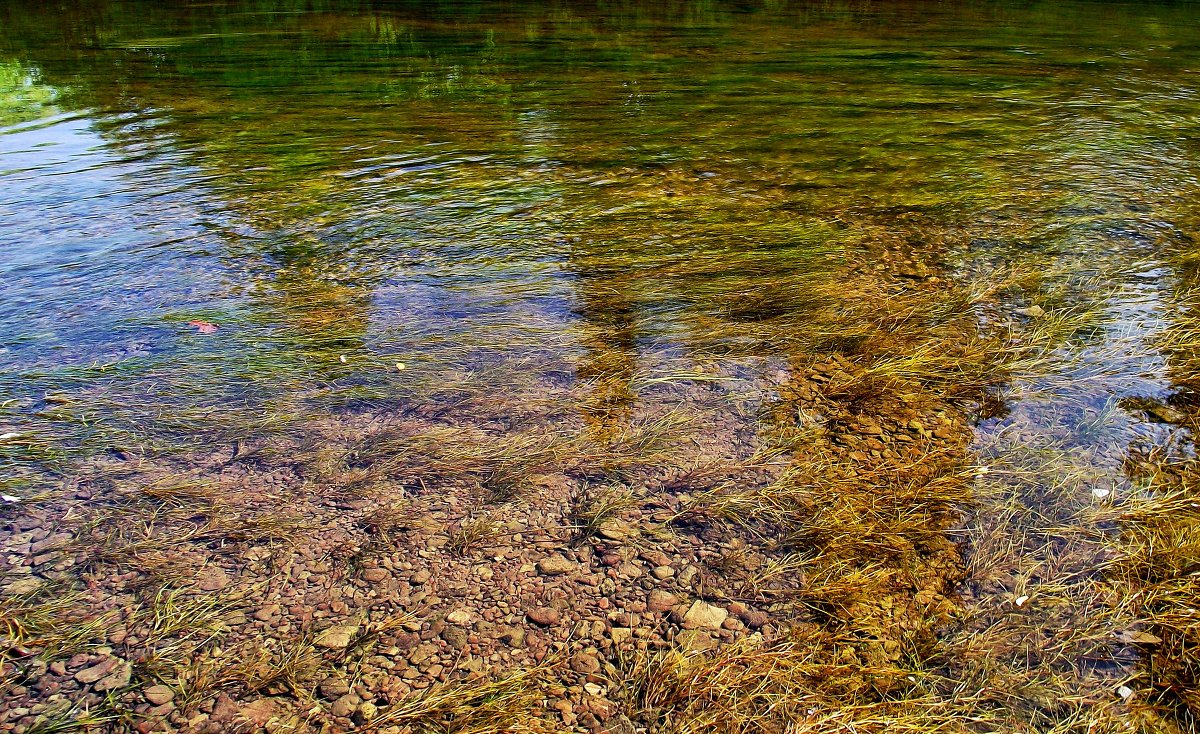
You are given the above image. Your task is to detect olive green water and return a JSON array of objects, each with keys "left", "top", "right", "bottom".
[{"left": 3, "top": 0, "right": 1199, "bottom": 457}]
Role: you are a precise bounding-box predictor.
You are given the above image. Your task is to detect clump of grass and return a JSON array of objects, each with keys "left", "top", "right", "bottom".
[
  {"left": 568, "top": 483, "right": 637, "bottom": 538},
  {"left": 615, "top": 632, "right": 924, "bottom": 734},
  {"left": 447, "top": 516, "right": 505, "bottom": 555},
  {"left": 0, "top": 587, "right": 117, "bottom": 660},
  {"left": 358, "top": 501, "right": 412, "bottom": 540},
  {"left": 136, "top": 477, "right": 220, "bottom": 507},
  {"left": 1107, "top": 479, "right": 1200, "bottom": 721},
  {"left": 192, "top": 507, "right": 315, "bottom": 546},
  {"left": 21, "top": 701, "right": 120, "bottom": 734},
  {"left": 479, "top": 461, "right": 533, "bottom": 503},
  {"left": 223, "top": 637, "right": 323, "bottom": 696},
  {"left": 362, "top": 663, "right": 559, "bottom": 733}
]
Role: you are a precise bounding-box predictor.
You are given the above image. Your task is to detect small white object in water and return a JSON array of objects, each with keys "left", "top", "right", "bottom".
[
  {"left": 1117, "top": 685, "right": 1134, "bottom": 700},
  {"left": 339, "top": 354, "right": 347, "bottom": 363},
  {"left": 1093, "top": 487, "right": 1112, "bottom": 499},
  {"left": 395, "top": 362, "right": 407, "bottom": 371},
  {"left": 1, "top": 494, "right": 20, "bottom": 503},
  {"left": 0, "top": 432, "right": 21, "bottom": 441},
  {"left": 1014, "top": 595, "right": 1030, "bottom": 607}
]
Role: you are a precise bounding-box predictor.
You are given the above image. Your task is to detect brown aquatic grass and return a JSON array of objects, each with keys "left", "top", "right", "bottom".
[{"left": 360, "top": 663, "right": 560, "bottom": 734}]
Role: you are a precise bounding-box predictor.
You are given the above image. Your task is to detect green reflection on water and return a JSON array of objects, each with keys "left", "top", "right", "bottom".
[{"left": 1, "top": 0, "right": 1199, "bottom": 459}]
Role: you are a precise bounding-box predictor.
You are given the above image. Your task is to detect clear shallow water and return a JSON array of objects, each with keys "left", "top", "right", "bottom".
[
  {"left": 5, "top": 3, "right": 1200, "bottom": 727},
  {"left": 2, "top": 0, "right": 1200, "bottom": 461}
]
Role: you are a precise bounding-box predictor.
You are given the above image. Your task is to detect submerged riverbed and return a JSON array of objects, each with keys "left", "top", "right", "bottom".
[{"left": 2, "top": 2, "right": 1199, "bottom": 733}]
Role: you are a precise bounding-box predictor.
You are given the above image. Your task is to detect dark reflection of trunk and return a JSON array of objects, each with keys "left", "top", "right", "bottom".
[{"left": 571, "top": 264, "right": 640, "bottom": 442}]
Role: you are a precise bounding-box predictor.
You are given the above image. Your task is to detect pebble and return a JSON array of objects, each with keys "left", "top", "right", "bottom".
[
  {"left": 445, "top": 609, "right": 473, "bottom": 625},
  {"left": 741, "top": 609, "right": 770, "bottom": 629},
  {"left": 647, "top": 590, "right": 679, "bottom": 612},
  {"left": 441, "top": 626, "right": 469, "bottom": 650},
  {"left": 682, "top": 601, "right": 728, "bottom": 630},
  {"left": 1016, "top": 304, "right": 1045, "bottom": 318},
  {"left": 74, "top": 658, "right": 119, "bottom": 684},
  {"left": 95, "top": 662, "right": 132, "bottom": 691},
  {"left": 677, "top": 629, "right": 715, "bottom": 652},
  {"left": 319, "top": 677, "right": 350, "bottom": 699},
  {"left": 5, "top": 578, "right": 41, "bottom": 595},
  {"left": 357, "top": 701, "right": 379, "bottom": 722},
  {"left": 238, "top": 699, "right": 276, "bottom": 726},
  {"left": 597, "top": 520, "right": 631, "bottom": 541},
  {"left": 143, "top": 685, "right": 175, "bottom": 706},
  {"left": 316, "top": 625, "right": 360, "bottom": 649},
  {"left": 526, "top": 607, "right": 560, "bottom": 626},
  {"left": 570, "top": 652, "right": 601, "bottom": 674},
  {"left": 536, "top": 555, "right": 576, "bottom": 575},
  {"left": 254, "top": 604, "right": 281, "bottom": 621},
  {"left": 195, "top": 568, "right": 230, "bottom": 592},
  {"left": 331, "top": 694, "right": 359, "bottom": 717}
]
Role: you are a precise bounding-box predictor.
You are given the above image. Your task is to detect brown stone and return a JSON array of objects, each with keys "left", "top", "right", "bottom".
[
  {"left": 498, "top": 626, "right": 526, "bottom": 647},
  {"left": 331, "top": 694, "right": 359, "bottom": 718},
  {"left": 196, "top": 568, "right": 230, "bottom": 591},
  {"left": 253, "top": 604, "right": 281, "bottom": 622},
  {"left": 536, "top": 555, "right": 576, "bottom": 575},
  {"left": 682, "top": 601, "right": 728, "bottom": 630},
  {"left": 316, "top": 625, "right": 359, "bottom": 649},
  {"left": 677, "top": 629, "right": 715, "bottom": 652},
  {"left": 740, "top": 609, "right": 770, "bottom": 628},
  {"left": 441, "top": 626, "right": 468, "bottom": 650},
  {"left": 238, "top": 698, "right": 277, "bottom": 727},
  {"left": 570, "top": 652, "right": 601, "bottom": 674},
  {"left": 527, "top": 607, "right": 560, "bottom": 626},
  {"left": 74, "top": 658, "right": 118, "bottom": 684},
  {"left": 647, "top": 590, "right": 678, "bottom": 613},
  {"left": 143, "top": 685, "right": 175, "bottom": 706},
  {"left": 319, "top": 677, "right": 351, "bottom": 700},
  {"left": 211, "top": 694, "right": 239, "bottom": 722}
]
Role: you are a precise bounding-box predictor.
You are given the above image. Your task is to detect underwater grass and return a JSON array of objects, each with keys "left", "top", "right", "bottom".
[{"left": 2, "top": 226, "right": 1198, "bottom": 734}]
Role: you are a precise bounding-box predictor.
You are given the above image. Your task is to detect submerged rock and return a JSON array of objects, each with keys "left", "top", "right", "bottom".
[
  {"left": 682, "top": 601, "right": 728, "bottom": 630},
  {"left": 647, "top": 590, "right": 679, "bottom": 612},
  {"left": 143, "top": 685, "right": 175, "bottom": 705},
  {"left": 1147, "top": 403, "right": 1187, "bottom": 424},
  {"left": 536, "top": 555, "right": 576, "bottom": 575},
  {"left": 1015, "top": 305, "right": 1045, "bottom": 318},
  {"left": 315, "top": 625, "right": 359, "bottom": 649},
  {"left": 526, "top": 607, "right": 560, "bottom": 626}
]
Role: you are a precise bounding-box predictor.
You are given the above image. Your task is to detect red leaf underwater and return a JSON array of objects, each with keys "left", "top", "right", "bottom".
[{"left": 187, "top": 320, "right": 219, "bottom": 334}]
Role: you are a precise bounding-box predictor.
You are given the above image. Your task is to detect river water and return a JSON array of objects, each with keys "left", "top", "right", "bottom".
[{"left": 2, "top": 0, "right": 1200, "bottom": 730}]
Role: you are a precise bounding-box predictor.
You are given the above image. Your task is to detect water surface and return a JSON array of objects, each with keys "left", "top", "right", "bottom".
[{"left": 6, "top": 0, "right": 1200, "bottom": 726}]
